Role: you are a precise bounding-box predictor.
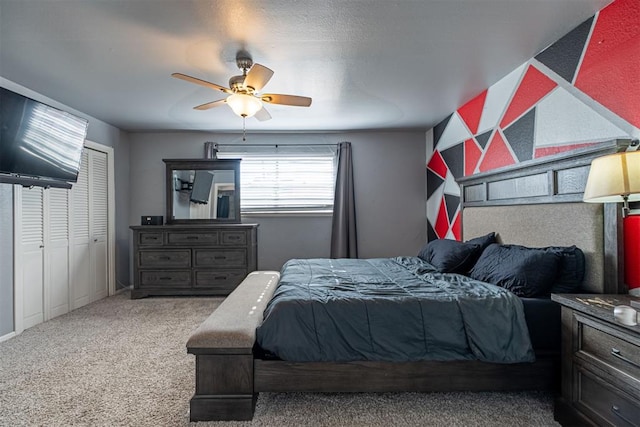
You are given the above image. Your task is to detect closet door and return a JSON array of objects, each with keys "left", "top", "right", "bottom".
[
  {"left": 70, "top": 150, "right": 91, "bottom": 309},
  {"left": 20, "top": 187, "right": 45, "bottom": 330},
  {"left": 70, "top": 148, "right": 109, "bottom": 309},
  {"left": 90, "top": 150, "right": 108, "bottom": 301},
  {"left": 47, "top": 187, "right": 70, "bottom": 319}
]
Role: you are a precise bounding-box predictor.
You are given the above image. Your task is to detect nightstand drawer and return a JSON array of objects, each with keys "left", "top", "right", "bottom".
[
  {"left": 194, "top": 249, "right": 246, "bottom": 267},
  {"left": 580, "top": 320, "right": 640, "bottom": 380},
  {"left": 140, "top": 270, "right": 191, "bottom": 287},
  {"left": 139, "top": 250, "right": 191, "bottom": 267},
  {"left": 577, "top": 367, "right": 640, "bottom": 427}
]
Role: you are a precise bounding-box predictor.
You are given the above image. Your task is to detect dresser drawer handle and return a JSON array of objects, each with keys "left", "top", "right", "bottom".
[
  {"left": 160, "top": 256, "right": 172, "bottom": 261},
  {"left": 186, "top": 236, "right": 199, "bottom": 240},
  {"left": 611, "top": 405, "right": 636, "bottom": 425},
  {"left": 214, "top": 256, "right": 227, "bottom": 260},
  {"left": 611, "top": 348, "right": 640, "bottom": 369},
  {"left": 215, "top": 276, "right": 227, "bottom": 280},
  {"left": 159, "top": 277, "right": 172, "bottom": 280}
]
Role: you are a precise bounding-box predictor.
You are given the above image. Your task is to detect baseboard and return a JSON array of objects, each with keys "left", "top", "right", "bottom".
[
  {"left": 115, "top": 280, "right": 132, "bottom": 295},
  {"left": 0, "top": 331, "right": 17, "bottom": 343}
]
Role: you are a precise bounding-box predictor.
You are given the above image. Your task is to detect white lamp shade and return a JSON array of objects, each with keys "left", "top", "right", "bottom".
[
  {"left": 226, "top": 93, "right": 263, "bottom": 118},
  {"left": 583, "top": 151, "right": 640, "bottom": 203}
]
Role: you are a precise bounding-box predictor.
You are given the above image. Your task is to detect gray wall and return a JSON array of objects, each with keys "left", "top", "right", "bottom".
[
  {"left": 0, "top": 77, "right": 131, "bottom": 289},
  {"left": 0, "top": 185, "right": 13, "bottom": 336},
  {"left": 128, "top": 130, "right": 426, "bottom": 272}
]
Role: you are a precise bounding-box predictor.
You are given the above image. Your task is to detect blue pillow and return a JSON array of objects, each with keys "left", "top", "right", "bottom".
[
  {"left": 469, "top": 244, "right": 561, "bottom": 297},
  {"left": 545, "top": 245, "right": 585, "bottom": 293},
  {"left": 417, "top": 239, "right": 482, "bottom": 274},
  {"left": 465, "top": 232, "right": 497, "bottom": 251}
]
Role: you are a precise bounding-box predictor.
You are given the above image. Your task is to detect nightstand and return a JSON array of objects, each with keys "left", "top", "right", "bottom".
[{"left": 551, "top": 294, "right": 640, "bottom": 426}]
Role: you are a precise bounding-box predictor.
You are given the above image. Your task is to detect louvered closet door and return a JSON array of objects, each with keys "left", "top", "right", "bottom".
[
  {"left": 71, "top": 150, "right": 91, "bottom": 309},
  {"left": 90, "top": 150, "right": 108, "bottom": 301},
  {"left": 70, "top": 148, "right": 109, "bottom": 309},
  {"left": 47, "top": 187, "right": 70, "bottom": 319},
  {"left": 21, "top": 187, "right": 45, "bottom": 330}
]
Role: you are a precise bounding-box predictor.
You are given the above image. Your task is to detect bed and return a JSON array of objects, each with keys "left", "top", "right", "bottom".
[{"left": 186, "top": 140, "right": 627, "bottom": 421}]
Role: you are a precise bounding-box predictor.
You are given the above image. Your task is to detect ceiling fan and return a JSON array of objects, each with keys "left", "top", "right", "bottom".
[{"left": 172, "top": 50, "right": 312, "bottom": 122}]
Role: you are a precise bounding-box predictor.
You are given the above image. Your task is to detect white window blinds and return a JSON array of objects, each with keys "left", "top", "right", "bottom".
[{"left": 217, "top": 144, "right": 336, "bottom": 214}]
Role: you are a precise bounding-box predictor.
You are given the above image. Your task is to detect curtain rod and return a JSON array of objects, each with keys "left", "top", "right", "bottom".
[{"left": 215, "top": 143, "right": 338, "bottom": 148}]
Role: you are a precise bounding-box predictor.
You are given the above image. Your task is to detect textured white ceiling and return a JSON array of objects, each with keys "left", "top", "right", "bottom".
[{"left": 0, "top": 0, "right": 612, "bottom": 132}]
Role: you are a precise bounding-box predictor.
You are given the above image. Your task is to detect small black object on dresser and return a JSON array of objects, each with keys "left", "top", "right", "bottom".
[
  {"left": 130, "top": 224, "right": 258, "bottom": 299},
  {"left": 551, "top": 294, "right": 640, "bottom": 426},
  {"left": 141, "top": 215, "right": 163, "bottom": 225}
]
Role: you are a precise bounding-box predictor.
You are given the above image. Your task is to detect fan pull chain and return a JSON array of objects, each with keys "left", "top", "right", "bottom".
[{"left": 242, "top": 116, "right": 247, "bottom": 141}]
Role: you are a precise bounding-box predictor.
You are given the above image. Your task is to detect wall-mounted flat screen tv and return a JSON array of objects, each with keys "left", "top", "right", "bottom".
[{"left": 0, "top": 86, "right": 89, "bottom": 189}]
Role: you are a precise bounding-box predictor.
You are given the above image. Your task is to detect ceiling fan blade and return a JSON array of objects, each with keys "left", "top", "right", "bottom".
[
  {"left": 172, "top": 73, "right": 232, "bottom": 94},
  {"left": 193, "top": 99, "right": 227, "bottom": 110},
  {"left": 254, "top": 107, "right": 272, "bottom": 122},
  {"left": 243, "top": 64, "right": 274, "bottom": 92},
  {"left": 261, "top": 94, "right": 312, "bottom": 107}
]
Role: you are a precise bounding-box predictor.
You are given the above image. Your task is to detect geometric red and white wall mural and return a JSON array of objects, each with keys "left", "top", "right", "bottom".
[{"left": 427, "top": 0, "right": 640, "bottom": 241}]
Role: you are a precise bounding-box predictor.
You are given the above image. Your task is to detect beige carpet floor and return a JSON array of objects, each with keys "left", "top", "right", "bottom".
[{"left": 0, "top": 292, "right": 559, "bottom": 426}]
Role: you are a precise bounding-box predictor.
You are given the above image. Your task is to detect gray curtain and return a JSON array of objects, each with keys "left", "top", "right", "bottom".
[{"left": 331, "top": 142, "right": 358, "bottom": 258}]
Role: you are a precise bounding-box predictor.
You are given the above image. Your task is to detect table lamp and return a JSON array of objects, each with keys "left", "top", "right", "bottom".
[{"left": 584, "top": 149, "right": 640, "bottom": 296}]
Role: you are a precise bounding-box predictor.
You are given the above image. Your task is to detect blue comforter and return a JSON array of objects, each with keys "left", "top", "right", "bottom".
[{"left": 256, "top": 257, "right": 535, "bottom": 363}]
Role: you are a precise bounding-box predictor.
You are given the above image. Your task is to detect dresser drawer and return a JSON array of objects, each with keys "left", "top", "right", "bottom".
[
  {"left": 167, "top": 232, "right": 218, "bottom": 245},
  {"left": 139, "top": 250, "right": 191, "bottom": 268},
  {"left": 194, "top": 269, "right": 246, "bottom": 290},
  {"left": 138, "top": 232, "right": 163, "bottom": 246},
  {"left": 580, "top": 319, "right": 640, "bottom": 380},
  {"left": 194, "top": 249, "right": 246, "bottom": 267},
  {"left": 221, "top": 230, "right": 247, "bottom": 245},
  {"left": 577, "top": 367, "right": 640, "bottom": 426},
  {"left": 139, "top": 270, "right": 191, "bottom": 287}
]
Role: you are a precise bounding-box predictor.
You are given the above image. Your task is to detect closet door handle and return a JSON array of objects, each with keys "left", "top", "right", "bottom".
[
  {"left": 611, "top": 348, "right": 640, "bottom": 369},
  {"left": 39, "top": 245, "right": 44, "bottom": 249}
]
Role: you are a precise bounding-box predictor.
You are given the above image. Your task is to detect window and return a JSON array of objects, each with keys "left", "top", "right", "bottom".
[{"left": 217, "top": 145, "right": 336, "bottom": 214}]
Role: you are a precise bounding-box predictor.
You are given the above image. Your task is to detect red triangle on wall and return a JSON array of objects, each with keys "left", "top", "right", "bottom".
[
  {"left": 464, "top": 138, "right": 482, "bottom": 176},
  {"left": 479, "top": 132, "right": 516, "bottom": 172},
  {"left": 451, "top": 210, "right": 461, "bottom": 241},
  {"left": 458, "top": 90, "right": 488, "bottom": 134},
  {"left": 574, "top": 0, "right": 640, "bottom": 128},
  {"left": 500, "top": 65, "right": 557, "bottom": 128},
  {"left": 435, "top": 199, "right": 450, "bottom": 239},
  {"left": 427, "top": 150, "right": 449, "bottom": 179}
]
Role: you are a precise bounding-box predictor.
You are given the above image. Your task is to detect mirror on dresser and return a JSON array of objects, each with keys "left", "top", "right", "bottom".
[{"left": 164, "top": 158, "right": 241, "bottom": 224}]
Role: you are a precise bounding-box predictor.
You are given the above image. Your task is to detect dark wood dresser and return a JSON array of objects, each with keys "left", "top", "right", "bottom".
[
  {"left": 551, "top": 294, "right": 640, "bottom": 426},
  {"left": 130, "top": 224, "right": 258, "bottom": 299}
]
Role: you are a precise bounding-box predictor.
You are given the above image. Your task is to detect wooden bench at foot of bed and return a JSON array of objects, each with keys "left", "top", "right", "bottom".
[
  {"left": 186, "top": 270, "right": 280, "bottom": 421},
  {"left": 186, "top": 270, "right": 559, "bottom": 422}
]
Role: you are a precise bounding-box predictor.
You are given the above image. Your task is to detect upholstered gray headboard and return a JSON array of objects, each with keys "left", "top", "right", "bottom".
[{"left": 462, "top": 203, "right": 604, "bottom": 294}]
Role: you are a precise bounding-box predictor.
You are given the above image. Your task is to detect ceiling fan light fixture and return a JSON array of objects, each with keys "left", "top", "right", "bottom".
[{"left": 226, "top": 93, "right": 262, "bottom": 118}]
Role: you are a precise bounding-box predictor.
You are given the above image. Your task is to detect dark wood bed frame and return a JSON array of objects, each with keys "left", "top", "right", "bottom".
[{"left": 186, "top": 139, "right": 630, "bottom": 421}]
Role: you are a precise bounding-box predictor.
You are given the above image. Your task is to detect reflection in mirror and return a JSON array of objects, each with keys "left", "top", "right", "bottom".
[
  {"left": 172, "top": 169, "right": 236, "bottom": 220},
  {"left": 164, "top": 158, "right": 241, "bottom": 224}
]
